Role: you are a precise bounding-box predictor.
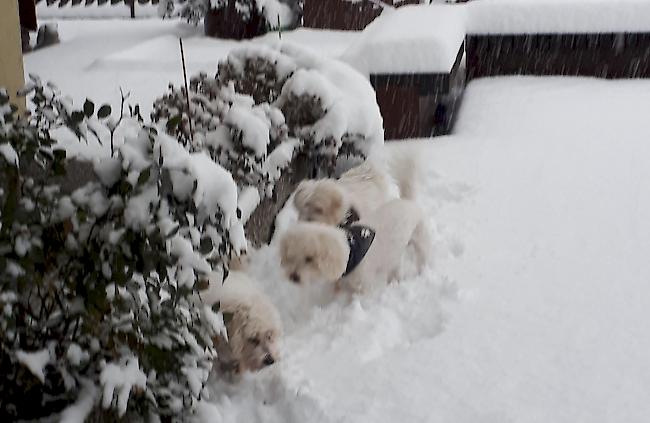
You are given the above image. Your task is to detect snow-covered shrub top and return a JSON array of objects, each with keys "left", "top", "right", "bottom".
[
  {"left": 342, "top": 4, "right": 467, "bottom": 75},
  {"left": 0, "top": 79, "right": 242, "bottom": 420},
  {"left": 158, "top": 0, "right": 298, "bottom": 28},
  {"left": 152, "top": 42, "right": 383, "bottom": 198}
]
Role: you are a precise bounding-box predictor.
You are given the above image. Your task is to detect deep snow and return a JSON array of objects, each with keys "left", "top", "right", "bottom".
[
  {"left": 197, "top": 76, "right": 650, "bottom": 423},
  {"left": 22, "top": 16, "right": 650, "bottom": 423}
]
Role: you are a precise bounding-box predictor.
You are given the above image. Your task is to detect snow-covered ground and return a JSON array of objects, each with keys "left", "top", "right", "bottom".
[
  {"left": 24, "top": 20, "right": 359, "bottom": 117},
  {"left": 199, "top": 77, "right": 650, "bottom": 423},
  {"left": 23, "top": 17, "right": 650, "bottom": 423}
]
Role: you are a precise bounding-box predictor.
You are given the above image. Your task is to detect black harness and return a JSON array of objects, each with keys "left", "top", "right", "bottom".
[
  {"left": 340, "top": 207, "right": 375, "bottom": 276},
  {"left": 341, "top": 206, "right": 361, "bottom": 228}
]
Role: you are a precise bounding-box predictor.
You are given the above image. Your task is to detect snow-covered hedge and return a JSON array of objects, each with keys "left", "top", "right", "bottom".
[
  {"left": 158, "top": 0, "right": 299, "bottom": 29},
  {"left": 0, "top": 80, "right": 244, "bottom": 420},
  {"left": 152, "top": 43, "right": 384, "bottom": 200}
]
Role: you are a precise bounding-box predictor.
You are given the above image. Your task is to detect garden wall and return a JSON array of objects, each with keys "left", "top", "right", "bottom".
[
  {"left": 466, "top": 33, "right": 650, "bottom": 80},
  {"left": 303, "top": 0, "right": 420, "bottom": 31}
]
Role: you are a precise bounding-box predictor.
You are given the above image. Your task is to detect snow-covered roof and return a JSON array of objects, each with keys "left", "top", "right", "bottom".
[
  {"left": 342, "top": 5, "right": 467, "bottom": 75},
  {"left": 467, "top": 0, "right": 650, "bottom": 35}
]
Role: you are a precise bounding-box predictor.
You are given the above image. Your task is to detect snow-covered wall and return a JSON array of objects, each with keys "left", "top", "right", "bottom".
[
  {"left": 343, "top": 5, "right": 466, "bottom": 75},
  {"left": 467, "top": 0, "right": 650, "bottom": 34}
]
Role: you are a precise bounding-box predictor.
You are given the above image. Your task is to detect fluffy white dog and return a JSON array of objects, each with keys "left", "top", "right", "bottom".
[
  {"left": 293, "top": 152, "right": 417, "bottom": 226},
  {"left": 200, "top": 271, "right": 282, "bottom": 377},
  {"left": 280, "top": 197, "right": 430, "bottom": 293}
]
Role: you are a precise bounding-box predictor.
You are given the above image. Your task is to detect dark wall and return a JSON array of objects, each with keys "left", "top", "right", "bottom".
[
  {"left": 467, "top": 33, "right": 650, "bottom": 80},
  {"left": 303, "top": 0, "right": 420, "bottom": 31}
]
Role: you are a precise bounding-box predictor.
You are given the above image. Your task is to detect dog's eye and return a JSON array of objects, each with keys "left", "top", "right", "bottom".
[
  {"left": 313, "top": 207, "right": 323, "bottom": 215},
  {"left": 305, "top": 256, "right": 313, "bottom": 264},
  {"left": 248, "top": 337, "right": 260, "bottom": 346}
]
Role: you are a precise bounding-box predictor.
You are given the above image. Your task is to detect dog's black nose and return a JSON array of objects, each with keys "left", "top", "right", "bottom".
[
  {"left": 263, "top": 354, "right": 275, "bottom": 366},
  {"left": 289, "top": 273, "right": 300, "bottom": 284}
]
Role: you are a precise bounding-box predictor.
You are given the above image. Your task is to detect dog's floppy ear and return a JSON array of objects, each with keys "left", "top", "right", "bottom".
[{"left": 293, "top": 180, "right": 314, "bottom": 208}]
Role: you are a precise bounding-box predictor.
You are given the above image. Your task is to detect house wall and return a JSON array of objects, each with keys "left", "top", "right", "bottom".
[{"left": 0, "top": 0, "right": 26, "bottom": 109}]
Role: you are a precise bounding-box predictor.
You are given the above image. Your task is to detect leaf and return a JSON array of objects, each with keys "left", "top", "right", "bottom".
[
  {"left": 83, "top": 99, "right": 94, "bottom": 117},
  {"left": 71, "top": 111, "right": 84, "bottom": 124},
  {"left": 97, "top": 104, "right": 112, "bottom": 119},
  {"left": 165, "top": 225, "right": 180, "bottom": 239},
  {"left": 53, "top": 148, "right": 66, "bottom": 161},
  {"left": 119, "top": 180, "right": 133, "bottom": 197},
  {"left": 199, "top": 237, "right": 213, "bottom": 255},
  {"left": 166, "top": 115, "right": 182, "bottom": 132},
  {"left": 137, "top": 166, "right": 151, "bottom": 186}
]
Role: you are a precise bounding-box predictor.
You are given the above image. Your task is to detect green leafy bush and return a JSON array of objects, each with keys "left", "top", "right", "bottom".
[{"left": 0, "top": 78, "right": 243, "bottom": 420}]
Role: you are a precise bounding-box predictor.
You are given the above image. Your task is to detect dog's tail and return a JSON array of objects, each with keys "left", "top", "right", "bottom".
[{"left": 387, "top": 150, "right": 420, "bottom": 201}]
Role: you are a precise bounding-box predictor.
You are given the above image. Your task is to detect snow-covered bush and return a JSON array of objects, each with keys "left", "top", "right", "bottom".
[
  {"left": 152, "top": 43, "right": 384, "bottom": 199},
  {"left": 0, "top": 79, "right": 243, "bottom": 420},
  {"left": 158, "top": 0, "right": 298, "bottom": 29}
]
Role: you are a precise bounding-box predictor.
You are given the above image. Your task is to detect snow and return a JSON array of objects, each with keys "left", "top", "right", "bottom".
[
  {"left": 274, "top": 43, "right": 385, "bottom": 154},
  {"left": 15, "top": 349, "right": 51, "bottom": 383},
  {"left": 100, "top": 355, "right": 147, "bottom": 417},
  {"left": 257, "top": 0, "right": 296, "bottom": 28},
  {"left": 467, "top": 0, "right": 650, "bottom": 34},
  {"left": 263, "top": 138, "right": 298, "bottom": 180},
  {"left": 224, "top": 105, "right": 271, "bottom": 156},
  {"left": 194, "top": 77, "right": 650, "bottom": 422},
  {"left": 0, "top": 144, "right": 19, "bottom": 166},
  {"left": 155, "top": 134, "right": 244, "bottom": 248},
  {"left": 343, "top": 4, "right": 466, "bottom": 74},
  {"left": 59, "top": 381, "right": 97, "bottom": 423},
  {"left": 238, "top": 185, "right": 261, "bottom": 224},
  {"left": 66, "top": 343, "right": 89, "bottom": 367}
]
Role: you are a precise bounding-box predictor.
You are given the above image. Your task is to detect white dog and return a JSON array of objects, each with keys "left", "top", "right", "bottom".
[
  {"left": 200, "top": 271, "right": 282, "bottom": 377},
  {"left": 280, "top": 197, "right": 430, "bottom": 293},
  {"left": 293, "top": 152, "right": 417, "bottom": 226}
]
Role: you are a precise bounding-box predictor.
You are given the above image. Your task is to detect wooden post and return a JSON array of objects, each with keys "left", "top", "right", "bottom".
[{"left": 0, "top": 0, "right": 26, "bottom": 110}]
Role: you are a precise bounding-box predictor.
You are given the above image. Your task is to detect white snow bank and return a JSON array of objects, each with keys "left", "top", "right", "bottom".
[
  {"left": 15, "top": 349, "right": 50, "bottom": 383},
  {"left": 468, "top": 0, "right": 650, "bottom": 34},
  {"left": 342, "top": 5, "right": 466, "bottom": 75}
]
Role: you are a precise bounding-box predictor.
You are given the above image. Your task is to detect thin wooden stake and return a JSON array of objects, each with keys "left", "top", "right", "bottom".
[
  {"left": 179, "top": 38, "right": 194, "bottom": 145},
  {"left": 277, "top": 15, "right": 282, "bottom": 40}
]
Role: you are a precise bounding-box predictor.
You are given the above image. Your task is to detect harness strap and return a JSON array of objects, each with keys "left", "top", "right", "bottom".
[{"left": 342, "top": 224, "right": 376, "bottom": 276}]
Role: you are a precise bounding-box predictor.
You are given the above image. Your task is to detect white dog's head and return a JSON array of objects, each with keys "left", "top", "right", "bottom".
[
  {"left": 293, "top": 179, "right": 350, "bottom": 226},
  {"left": 224, "top": 301, "right": 281, "bottom": 372},
  {"left": 279, "top": 222, "right": 349, "bottom": 285}
]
